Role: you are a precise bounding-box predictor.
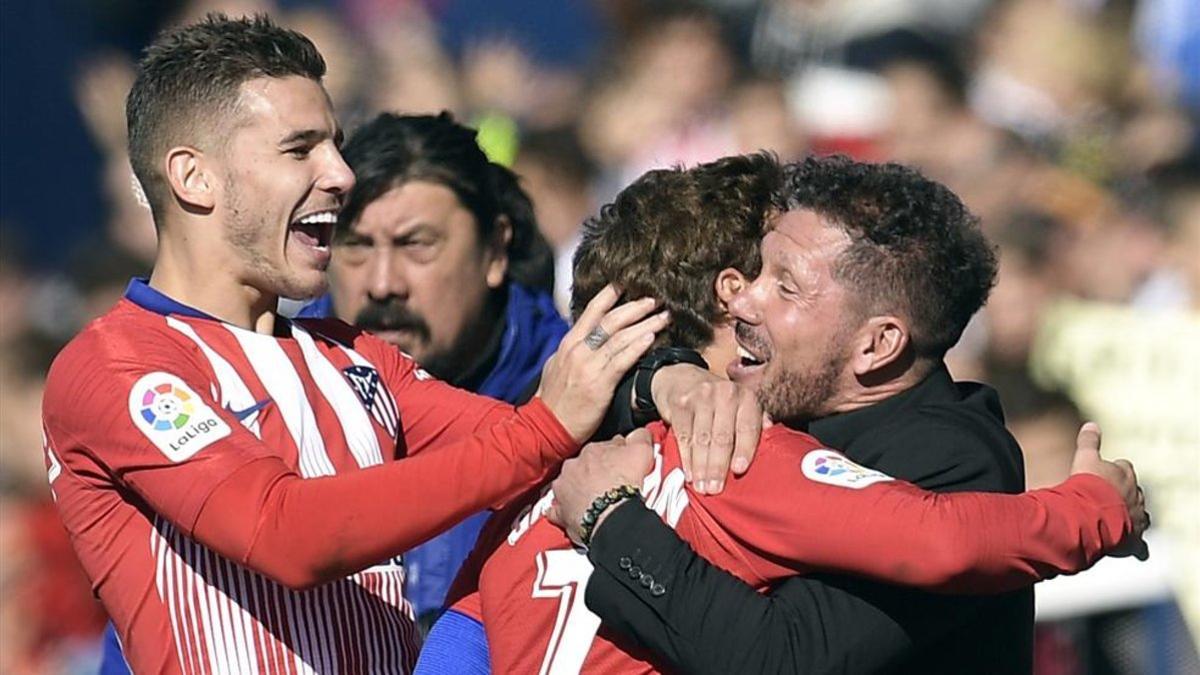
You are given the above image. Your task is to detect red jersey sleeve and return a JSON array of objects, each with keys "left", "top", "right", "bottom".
[
  {"left": 43, "top": 326, "right": 278, "bottom": 537},
  {"left": 675, "top": 426, "right": 1132, "bottom": 593}
]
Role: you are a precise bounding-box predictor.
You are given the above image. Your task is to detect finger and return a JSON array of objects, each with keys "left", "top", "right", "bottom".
[
  {"left": 1114, "top": 459, "right": 1136, "bottom": 489},
  {"left": 564, "top": 284, "right": 621, "bottom": 345},
  {"left": 614, "top": 432, "right": 655, "bottom": 478},
  {"left": 598, "top": 310, "right": 670, "bottom": 362},
  {"left": 1074, "top": 422, "right": 1102, "bottom": 460},
  {"left": 569, "top": 294, "right": 658, "bottom": 349},
  {"left": 595, "top": 312, "right": 670, "bottom": 378},
  {"left": 703, "top": 389, "right": 739, "bottom": 493},
  {"left": 689, "top": 393, "right": 716, "bottom": 494},
  {"left": 731, "top": 389, "right": 762, "bottom": 475},
  {"left": 546, "top": 499, "right": 563, "bottom": 527},
  {"left": 594, "top": 297, "right": 662, "bottom": 338},
  {"left": 673, "top": 402, "right": 696, "bottom": 483},
  {"left": 627, "top": 427, "right": 653, "bottom": 447}
]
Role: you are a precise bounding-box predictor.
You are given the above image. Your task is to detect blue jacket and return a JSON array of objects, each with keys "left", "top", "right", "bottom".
[{"left": 99, "top": 283, "right": 566, "bottom": 673}]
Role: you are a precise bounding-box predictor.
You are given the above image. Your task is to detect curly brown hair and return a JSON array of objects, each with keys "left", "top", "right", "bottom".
[{"left": 571, "top": 153, "right": 782, "bottom": 349}]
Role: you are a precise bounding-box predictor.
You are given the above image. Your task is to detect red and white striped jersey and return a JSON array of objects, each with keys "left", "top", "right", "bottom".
[{"left": 41, "top": 279, "right": 527, "bottom": 674}]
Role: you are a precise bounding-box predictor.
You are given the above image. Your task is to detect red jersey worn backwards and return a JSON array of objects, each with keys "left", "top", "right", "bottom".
[
  {"left": 41, "top": 279, "right": 566, "bottom": 674},
  {"left": 475, "top": 422, "right": 1132, "bottom": 674}
]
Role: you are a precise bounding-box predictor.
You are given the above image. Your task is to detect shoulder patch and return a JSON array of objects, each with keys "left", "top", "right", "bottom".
[
  {"left": 128, "top": 372, "right": 231, "bottom": 462},
  {"left": 801, "top": 449, "right": 894, "bottom": 489}
]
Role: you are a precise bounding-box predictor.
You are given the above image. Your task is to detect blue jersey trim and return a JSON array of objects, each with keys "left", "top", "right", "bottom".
[{"left": 123, "top": 277, "right": 218, "bottom": 320}]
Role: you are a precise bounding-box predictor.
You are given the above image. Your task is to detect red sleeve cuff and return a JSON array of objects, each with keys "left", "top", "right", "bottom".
[
  {"left": 518, "top": 397, "right": 580, "bottom": 459},
  {"left": 1059, "top": 472, "right": 1133, "bottom": 535}
]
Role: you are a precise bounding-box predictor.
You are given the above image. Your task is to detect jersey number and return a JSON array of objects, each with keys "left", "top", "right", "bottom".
[{"left": 531, "top": 548, "right": 601, "bottom": 675}]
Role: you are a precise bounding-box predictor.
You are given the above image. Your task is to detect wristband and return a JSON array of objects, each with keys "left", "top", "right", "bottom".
[
  {"left": 632, "top": 347, "right": 708, "bottom": 425},
  {"left": 579, "top": 485, "right": 641, "bottom": 547}
]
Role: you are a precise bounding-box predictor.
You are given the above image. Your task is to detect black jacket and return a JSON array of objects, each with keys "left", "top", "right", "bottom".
[{"left": 584, "top": 365, "right": 1033, "bottom": 674}]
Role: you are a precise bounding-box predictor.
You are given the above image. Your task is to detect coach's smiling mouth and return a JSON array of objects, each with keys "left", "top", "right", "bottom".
[{"left": 729, "top": 325, "right": 770, "bottom": 381}]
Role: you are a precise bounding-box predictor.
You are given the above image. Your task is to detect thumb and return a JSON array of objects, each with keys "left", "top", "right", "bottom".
[
  {"left": 616, "top": 432, "right": 655, "bottom": 476},
  {"left": 1070, "top": 422, "right": 1103, "bottom": 472},
  {"left": 627, "top": 427, "right": 653, "bottom": 446}
]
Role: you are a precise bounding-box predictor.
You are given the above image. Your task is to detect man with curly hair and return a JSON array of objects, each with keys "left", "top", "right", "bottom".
[{"left": 549, "top": 155, "right": 1148, "bottom": 674}]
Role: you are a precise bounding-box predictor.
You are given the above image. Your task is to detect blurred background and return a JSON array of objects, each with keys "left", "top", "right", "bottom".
[{"left": 1, "top": 0, "right": 1197, "bottom": 673}]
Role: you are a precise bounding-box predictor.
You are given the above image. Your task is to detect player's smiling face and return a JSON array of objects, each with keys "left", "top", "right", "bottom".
[
  {"left": 727, "top": 209, "right": 858, "bottom": 423},
  {"left": 216, "top": 76, "right": 353, "bottom": 300}
]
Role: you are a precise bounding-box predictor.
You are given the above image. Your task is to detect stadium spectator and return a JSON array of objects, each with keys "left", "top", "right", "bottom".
[{"left": 324, "top": 111, "right": 567, "bottom": 629}]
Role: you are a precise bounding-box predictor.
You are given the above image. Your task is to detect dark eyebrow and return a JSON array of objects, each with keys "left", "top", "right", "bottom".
[{"left": 278, "top": 128, "right": 332, "bottom": 147}]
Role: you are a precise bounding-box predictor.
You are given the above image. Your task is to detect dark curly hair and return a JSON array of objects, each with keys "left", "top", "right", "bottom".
[
  {"left": 775, "top": 155, "right": 997, "bottom": 358},
  {"left": 127, "top": 13, "right": 326, "bottom": 218},
  {"left": 336, "top": 111, "right": 554, "bottom": 291},
  {"left": 572, "top": 153, "right": 782, "bottom": 349}
]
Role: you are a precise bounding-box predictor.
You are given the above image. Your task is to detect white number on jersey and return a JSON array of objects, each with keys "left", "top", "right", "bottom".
[{"left": 531, "top": 548, "right": 601, "bottom": 675}]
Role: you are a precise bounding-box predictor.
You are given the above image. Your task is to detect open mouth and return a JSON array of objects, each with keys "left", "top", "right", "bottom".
[
  {"left": 289, "top": 209, "right": 337, "bottom": 252},
  {"left": 729, "top": 323, "right": 771, "bottom": 382},
  {"left": 737, "top": 344, "right": 767, "bottom": 369}
]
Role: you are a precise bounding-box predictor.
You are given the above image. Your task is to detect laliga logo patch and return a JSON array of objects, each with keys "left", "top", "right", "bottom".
[
  {"left": 801, "top": 449, "right": 894, "bottom": 489},
  {"left": 128, "top": 372, "right": 231, "bottom": 462}
]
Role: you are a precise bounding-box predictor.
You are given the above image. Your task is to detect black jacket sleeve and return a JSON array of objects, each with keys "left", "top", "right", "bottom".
[
  {"left": 583, "top": 418, "right": 1020, "bottom": 674},
  {"left": 587, "top": 502, "right": 941, "bottom": 674}
]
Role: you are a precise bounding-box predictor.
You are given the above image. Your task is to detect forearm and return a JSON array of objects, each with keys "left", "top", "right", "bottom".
[
  {"left": 584, "top": 502, "right": 912, "bottom": 674},
  {"left": 836, "top": 473, "right": 1130, "bottom": 592},
  {"left": 195, "top": 400, "right": 578, "bottom": 589}
]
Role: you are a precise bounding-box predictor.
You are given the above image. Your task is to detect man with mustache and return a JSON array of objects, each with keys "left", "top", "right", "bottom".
[
  {"left": 320, "top": 112, "right": 571, "bottom": 629},
  {"left": 548, "top": 154, "right": 1150, "bottom": 673}
]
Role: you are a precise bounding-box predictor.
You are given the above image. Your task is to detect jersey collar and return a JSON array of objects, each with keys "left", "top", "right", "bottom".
[{"left": 123, "top": 277, "right": 218, "bottom": 321}]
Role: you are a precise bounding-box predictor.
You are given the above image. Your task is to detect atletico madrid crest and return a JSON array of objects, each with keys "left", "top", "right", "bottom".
[{"left": 343, "top": 365, "right": 399, "bottom": 438}]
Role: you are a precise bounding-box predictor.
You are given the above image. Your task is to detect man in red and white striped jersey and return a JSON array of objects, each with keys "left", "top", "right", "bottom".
[{"left": 40, "top": 14, "right": 669, "bottom": 674}]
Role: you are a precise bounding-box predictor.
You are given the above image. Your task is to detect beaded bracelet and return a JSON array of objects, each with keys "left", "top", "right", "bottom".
[{"left": 579, "top": 484, "right": 641, "bottom": 547}]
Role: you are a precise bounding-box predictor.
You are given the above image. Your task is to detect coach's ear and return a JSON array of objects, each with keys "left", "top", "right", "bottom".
[
  {"left": 714, "top": 268, "right": 747, "bottom": 312},
  {"left": 849, "top": 314, "right": 912, "bottom": 379},
  {"left": 165, "top": 146, "right": 216, "bottom": 212}
]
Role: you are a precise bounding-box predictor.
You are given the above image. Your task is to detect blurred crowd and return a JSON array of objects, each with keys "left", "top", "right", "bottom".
[{"left": 1, "top": 0, "right": 1197, "bottom": 673}]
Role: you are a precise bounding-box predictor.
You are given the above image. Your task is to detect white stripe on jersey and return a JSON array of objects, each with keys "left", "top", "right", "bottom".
[
  {"left": 292, "top": 325, "right": 384, "bottom": 468},
  {"left": 228, "top": 327, "right": 336, "bottom": 478},
  {"left": 152, "top": 517, "right": 415, "bottom": 674},
  {"left": 137, "top": 318, "right": 418, "bottom": 673},
  {"left": 167, "top": 317, "right": 265, "bottom": 438}
]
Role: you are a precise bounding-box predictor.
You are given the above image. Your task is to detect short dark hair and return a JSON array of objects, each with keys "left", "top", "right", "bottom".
[
  {"left": 127, "top": 13, "right": 326, "bottom": 218},
  {"left": 336, "top": 112, "right": 554, "bottom": 291},
  {"left": 776, "top": 155, "right": 997, "bottom": 358},
  {"left": 572, "top": 153, "right": 782, "bottom": 349}
]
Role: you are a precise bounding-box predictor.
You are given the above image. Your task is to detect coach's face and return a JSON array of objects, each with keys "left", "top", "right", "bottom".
[
  {"left": 215, "top": 76, "right": 354, "bottom": 300},
  {"left": 328, "top": 181, "right": 508, "bottom": 376},
  {"left": 727, "top": 210, "right": 859, "bottom": 423}
]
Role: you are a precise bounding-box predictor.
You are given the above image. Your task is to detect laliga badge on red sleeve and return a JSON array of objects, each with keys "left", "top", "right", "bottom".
[
  {"left": 802, "top": 449, "right": 894, "bottom": 489},
  {"left": 128, "top": 372, "right": 231, "bottom": 462}
]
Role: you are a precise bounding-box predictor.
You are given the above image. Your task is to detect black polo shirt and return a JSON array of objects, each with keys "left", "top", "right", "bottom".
[{"left": 584, "top": 364, "right": 1033, "bottom": 674}]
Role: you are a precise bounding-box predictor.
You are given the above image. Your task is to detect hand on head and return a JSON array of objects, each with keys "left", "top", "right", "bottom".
[
  {"left": 651, "top": 364, "right": 763, "bottom": 494},
  {"left": 536, "top": 285, "right": 668, "bottom": 442}
]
